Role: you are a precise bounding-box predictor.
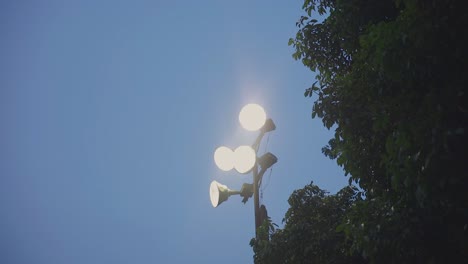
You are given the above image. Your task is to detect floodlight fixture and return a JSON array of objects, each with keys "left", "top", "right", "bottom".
[
  {"left": 214, "top": 146, "right": 234, "bottom": 171},
  {"left": 240, "top": 183, "right": 254, "bottom": 203},
  {"left": 233, "top": 145, "right": 256, "bottom": 174},
  {"left": 261, "top": 118, "right": 276, "bottom": 133},
  {"left": 239, "top": 104, "right": 267, "bottom": 131},
  {"left": 258, "top": 152, "right": 278, "bottom": 170},
  {"left": 209, "top": 181, "right": 240, "bottom": 208}
]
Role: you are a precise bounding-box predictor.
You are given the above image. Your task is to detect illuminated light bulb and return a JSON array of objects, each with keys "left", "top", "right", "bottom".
[
  {"left": 239, "top": 104, "right": 267, "bottom": 131},
  {"left": 210, "top": 181, "right": 221, "bottom": 207},
  {"left": 214, "top": 146, "right": 234, "bottom": 171},
  {"left": 210, "top": 181, "right": 238, "bottom": 207},
  {"left": 234, "top": 145, "right": 256, "bottom": 174}
]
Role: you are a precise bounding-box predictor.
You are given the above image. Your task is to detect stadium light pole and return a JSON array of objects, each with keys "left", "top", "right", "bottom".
[{"left": 211, "top": 104, "right": 277, "bottom": 237}]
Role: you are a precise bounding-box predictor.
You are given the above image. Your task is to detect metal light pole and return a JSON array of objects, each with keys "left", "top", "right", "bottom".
[
  {"left": 251, "top": 119, "right": 277, "bottom": 232},
  {"left": 210, "top": 104, "right": 277, "bottom": 237},
  {"left": 253, "top": 163, "right": 261, "bottom": 231}
]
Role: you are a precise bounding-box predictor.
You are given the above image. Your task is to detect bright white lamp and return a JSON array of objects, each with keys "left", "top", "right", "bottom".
[
  {"left": 234, "top": 145, "right": 256, "bottom": 174},
  {"left": 210, "top": 181, "right": 240, "bottom": 207},
  {"left": 239, "top": 104, "right": 267, "bottom": 131},
  {"left": 214, "top": 146, "right": 234, "bottom": 171},
  {"left": 210, "top": 181, "right": 220, "bottom": 207}
]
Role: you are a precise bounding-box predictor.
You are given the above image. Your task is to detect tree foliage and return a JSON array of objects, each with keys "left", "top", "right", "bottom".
[
  {"left": 251, "top": 183, "right": 365, "bottom": 264},
  {"left": 252, "top": 0, "right": 468, "bottom": 263}
]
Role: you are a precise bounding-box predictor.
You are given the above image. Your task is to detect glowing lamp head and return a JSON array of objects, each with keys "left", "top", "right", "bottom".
[
  {"left": 209, "top": 181, "right": 239, "bottom": 208},
  {"left": 210, "top": 181, "right": 222, "bottom": 207},
  {"left": 234, "top": 145, "right": 256, "bottom": 174},
  {"left": 214, "top": 146, "right": 234, "bottom": 171},
  {"left": 239, "top": 104, "right": 267, "bottom": 131}
]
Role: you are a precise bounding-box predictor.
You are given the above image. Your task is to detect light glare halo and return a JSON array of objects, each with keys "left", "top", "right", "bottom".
[
  {"left": 239, "top": 104, "right": 267, "bottom": 131},
  {"left": 210, "top": 181, "right": 220, "bottom": 207},
  {"left": 234, "top": 145, "right": 256, "bottom": 174},
  {"left": 214, "top": 146, "right": 234, "bottom": 171}
]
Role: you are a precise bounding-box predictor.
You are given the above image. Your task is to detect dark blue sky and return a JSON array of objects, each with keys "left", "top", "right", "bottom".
[{"left": 0, "top": 1, "right": 347, "bottom": 263}]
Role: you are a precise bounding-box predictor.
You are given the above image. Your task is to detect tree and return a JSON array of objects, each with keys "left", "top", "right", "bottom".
[
  {"left": 250, "top": 183, "right": 365, "bottom": 264},
  {"left": 253, "top": 0, "right": 468, "bottom": 263}
]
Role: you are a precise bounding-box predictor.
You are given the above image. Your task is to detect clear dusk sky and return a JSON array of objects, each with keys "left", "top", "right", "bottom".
[{"left": 0, "top": 1, "right": 348, "bottom": 263}]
